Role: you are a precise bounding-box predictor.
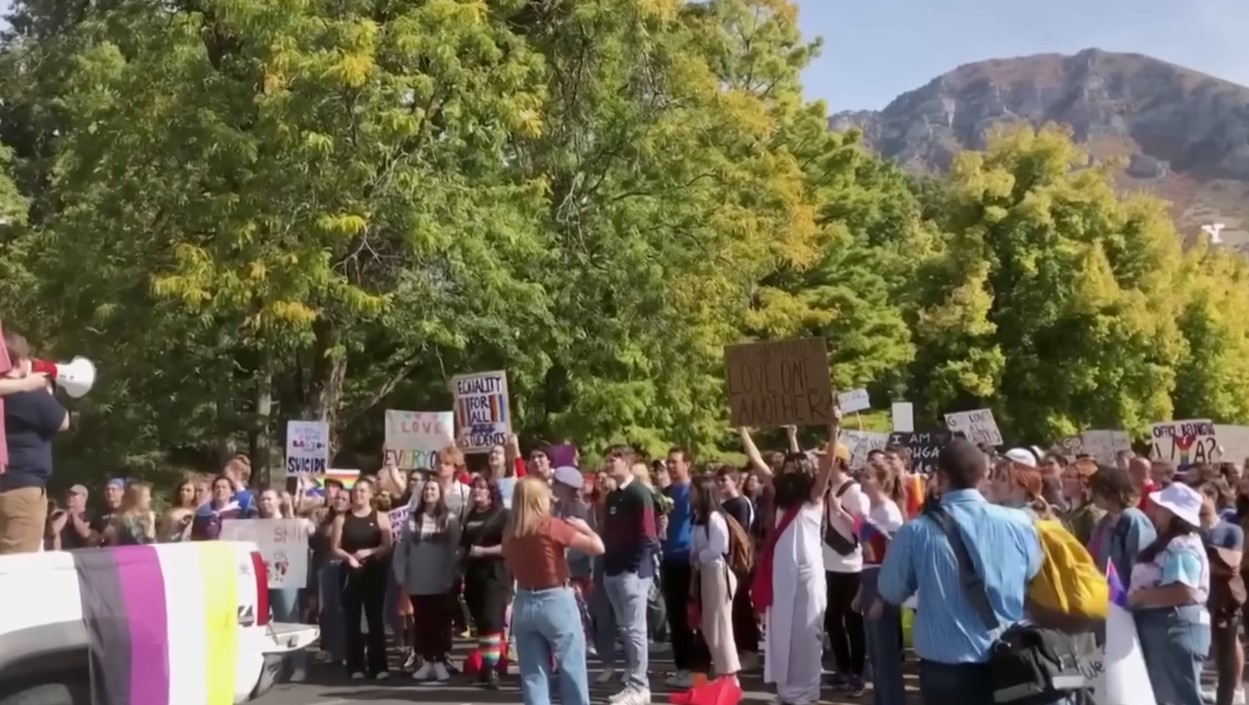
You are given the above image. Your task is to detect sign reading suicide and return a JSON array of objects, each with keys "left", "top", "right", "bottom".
[{"left": 452, "top": 370, "right": 512, "bottom": 453}]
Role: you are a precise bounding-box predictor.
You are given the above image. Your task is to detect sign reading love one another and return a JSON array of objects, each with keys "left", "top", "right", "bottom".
[{"left": 384, "top": 410, "right": 455, "bottom": 470}]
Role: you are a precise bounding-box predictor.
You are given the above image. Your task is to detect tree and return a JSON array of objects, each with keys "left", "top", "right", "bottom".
[{"left": 909, "top": 124, "right": 1185, "bottom": 440}]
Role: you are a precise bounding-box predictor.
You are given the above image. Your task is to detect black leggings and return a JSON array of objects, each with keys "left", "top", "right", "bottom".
[
  {"left": 731, "top": 568, "right": 759, "bottom": 653},
  {"left": 824, "top": 570, "right": 865, "bottom": 677},
  {"left": 464, "top": 573, "right": 508, "bottom": 634},
  {"left": 341, "top": 561, "right": 388, "bottom": 676},
  {"left": 662, "top": 561, "right": 709, "bottom": 671}
]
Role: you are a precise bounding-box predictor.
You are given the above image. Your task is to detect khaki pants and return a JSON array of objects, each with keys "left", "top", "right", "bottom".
[{"left": 0, "top": 486, "right": 47, "bottom": 554}]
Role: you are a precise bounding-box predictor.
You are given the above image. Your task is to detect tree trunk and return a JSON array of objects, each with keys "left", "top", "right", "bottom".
[
  {"left": 309, "top": 317, "right": 347, "bottom": 461},
  {"left": 249, "top": 361, "right": 273, "bottom": 487}
]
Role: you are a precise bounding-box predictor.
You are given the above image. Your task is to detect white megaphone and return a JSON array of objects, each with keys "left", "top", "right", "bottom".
[{"left": 30, "top": 356, "right": 96, "bottom": 398}]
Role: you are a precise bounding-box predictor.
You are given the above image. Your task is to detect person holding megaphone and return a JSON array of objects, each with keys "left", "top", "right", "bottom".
[{"left": 0, "top": 329, "right": 72, "bottom": 555}]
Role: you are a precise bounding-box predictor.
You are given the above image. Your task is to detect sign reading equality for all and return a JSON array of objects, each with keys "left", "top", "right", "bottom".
[
  {"left": 285, "top": 420, "right": 329, "bottom": 475},
  {"left": 452, "top": 370, "right": 512, "bottom": 453},
  {"left": 1150, "top": 419, "right": 1217, "bottom": 465},
  {"left": 384, "top": 410, "right": 455, "bottom": 470},
  {"left": 724, "top": 337, "right": 834, "bottom": 428}
]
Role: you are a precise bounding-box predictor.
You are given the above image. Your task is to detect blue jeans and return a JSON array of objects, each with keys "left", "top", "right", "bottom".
[
  {"left": 319, "top": 562, "right": 346, "bottom": 664},
  {"left": 1136, "top": 604, "right": 1210, "bottom": 705},
  {"left": 269, "top": 588, "right": 308, "bottom": 673},
  {"left": 513, "top": 586, "right": 590, "bottom": 705},
  {"left": 603, "top": 571, "right": 651, "bottom": 692},
  {"left": 861, "top": 568, "right": 905, "bottom": 705}
]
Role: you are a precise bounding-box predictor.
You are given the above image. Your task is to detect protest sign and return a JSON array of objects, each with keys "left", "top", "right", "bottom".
[
  {"left": 285, "top": 420, "right": 329, "bottom": 475},
  {"left": 890, "top": 402, "right": 914, "bottom": 433},
  {"left": 384, "top": 410, "right": 455, "bottom": 470},
  {"left": 1066, "top": 430, "right": 1131, "bottom": 465},
  {"left": 840, "top": 430, "right": 890, "bottom": 469},
  {"left": 220, "top": 518, "right": 308, "bottom": 589},
  {"left": 1214, "top": 424, "right": 1249, "bottom": 465},
  {"left": 724, "top": 337, "right": 833, "bottom": 428},
  {"left": 1150, "top": 419, "right": 1217, "bottom": 465},
  {"left": 943, "top": 408, "right": 1003, "bottom": 446},
  {"left": 387, "top": 506, "right": 411, "bottom": 542},
  {"left": 837, "top": 388, "right": 871, "bottom": 414},
  {"left": 888, "top": 431, "right": 945, "bottom": 474},
  {"left": 452, "top": 371, "right": 512, "bottom": 452}
]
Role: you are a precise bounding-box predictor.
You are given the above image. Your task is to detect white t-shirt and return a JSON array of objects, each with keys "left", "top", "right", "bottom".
[
  {"left": 822, "top": 479, "right": 867, "bottom": 573},
  {"left": 868, "top": 499, "right": 905, "bottom": 534}
]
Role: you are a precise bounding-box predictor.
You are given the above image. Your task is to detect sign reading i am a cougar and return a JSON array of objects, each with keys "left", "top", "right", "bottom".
[
  {"left": 384, "top": 410, "right": 455, "bottom": 470},
  {"left": 452, "top": 370, "right": 512, "bottom": 453}
]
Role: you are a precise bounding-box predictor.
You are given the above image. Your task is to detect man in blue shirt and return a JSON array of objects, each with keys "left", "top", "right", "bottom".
[
  {"left": 659, "top": 446, "right": 708, "bottom": 688},
  {"left": 0, "top": 330, "right": 69, "bottom": 555},
  {"left": 877, "top": 439, "right": 1041, "bottom": 705}
]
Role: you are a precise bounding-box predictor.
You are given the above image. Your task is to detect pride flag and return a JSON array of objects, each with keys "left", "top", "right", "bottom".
[
  {"left": 1095, "top": 563, "right": 1156, "bottom": 705},
  {"left": 72, "top": 542, "right": 240, "bottom": 705}
]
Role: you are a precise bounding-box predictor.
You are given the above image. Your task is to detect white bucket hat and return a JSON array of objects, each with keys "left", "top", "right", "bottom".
[{"left": 1148, "top": 483, "right": 1203, "bottom": 527}]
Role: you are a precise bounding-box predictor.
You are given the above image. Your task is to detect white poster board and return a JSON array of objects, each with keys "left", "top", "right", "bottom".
[
  {"left": 451, "top": 370, "right": 511, "bottom": 453},
  {"left": 220, "top": 518, "right": 308, "bottom": 590},
  {"left": 837, "top": 388, "right": 871, "bottom": 414},
  {"left": 890, "top": 402, "right": 914, "bottom": 433},
  {"left": 1067, "top": 430, "right": 1132, "bottom": 465},
  {"left": 387, "top": 506, "right": 410, "bottom": 542},
  {"left": 1149, "top": 419, "right": 1217, "bottom": 465},
  {"left": 384, "top": 410, "right": 455, "bottom": 470},
  {"left": 944, "top": 408, "right": 1003, "bottom": 446},
  {"left": 1214, "top": 424, "right": 1249, "bottom": 466},
  {"left": 285, "top": 420, "right": 329, "bottom": 475}
]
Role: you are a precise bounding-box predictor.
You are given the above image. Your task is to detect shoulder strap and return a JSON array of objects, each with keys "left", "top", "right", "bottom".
[
  {"left": 835, "top": 479, "right": 854, "bottom": 499},
  {"left": 923, "top": 503, "right": 1000, "bottom": 631}
]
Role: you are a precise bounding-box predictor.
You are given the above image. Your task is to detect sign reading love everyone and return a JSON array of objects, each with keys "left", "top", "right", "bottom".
[{"left": 384, "top": 410, "right": 455, "bottom": 470}]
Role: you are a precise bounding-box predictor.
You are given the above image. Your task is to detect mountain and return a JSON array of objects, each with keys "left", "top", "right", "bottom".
[{"left": 830, "top": 49, "right": 1249, "bottom": 251}]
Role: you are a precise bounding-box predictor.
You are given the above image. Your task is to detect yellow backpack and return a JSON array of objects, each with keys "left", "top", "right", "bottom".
[{"left": 1027, "top": 518, "right": 1108, "bottom": 622}]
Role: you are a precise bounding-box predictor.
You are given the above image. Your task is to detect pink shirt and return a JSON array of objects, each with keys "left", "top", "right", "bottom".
[{"left": 0, "top": 320, "right": 9, "bottom": 472}]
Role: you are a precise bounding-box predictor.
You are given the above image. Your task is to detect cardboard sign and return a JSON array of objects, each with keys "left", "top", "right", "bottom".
[
  {"left": 724, "top": 337, "right": 833, "bottom": 428},
  {"left": 452, "top": 370, "right": 512, "bottom": 453},
  {"left": 220, "top": 518, "right": 308, "bottom": 589},
  {"left": 1150, "top": 419, "right": 1217, "bottom": 465},
  {"left": 1065, "top": 430, "right": 1132, "bottom": 465},
  {"left": 890, "top": 402, "right": 915, "bottom": 433},
  {"left": 285, "top": 420, "right": 329, "bottom": 475},
  {"left": 944, "top": 409, "right": 1003, "bottom": 446},
  {"left": 384, "top": 410, "right": 455, "bottom": 470}
]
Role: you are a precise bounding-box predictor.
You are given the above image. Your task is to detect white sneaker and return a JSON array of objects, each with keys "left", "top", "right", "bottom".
[
  {"left": 374, "top": 671, "right": 389, "bottom": 680},
  {"left": 432, "top": 661, "right": 451, "bottom": 683},
  {"left": 350, "top": 672, "right": 365, "bottom": 680},
  {"left": 665, "top": 671, "right": 693, "bottom": 688},
  {"left": 1234, "top": 689, "right": 1246, "bottom": 705},
  {"left": 618, "top": 688, "right": 651, "bottom": 705},
  {"left": 402, "top": 649, "right": 417, "bottom": 670},
  {"left": 412, "top": 661, "right": 434, "bottom": 681},
  {"left": 609, "top": 688, "right": 633, "bottom": 703},
  {"left": 595, "top": 668, "right": 617, "bottom": 685}
]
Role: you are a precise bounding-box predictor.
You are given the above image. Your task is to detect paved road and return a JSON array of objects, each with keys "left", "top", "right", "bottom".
[{"left": 257, "top": 642, "right": 923, "bottom": 705}]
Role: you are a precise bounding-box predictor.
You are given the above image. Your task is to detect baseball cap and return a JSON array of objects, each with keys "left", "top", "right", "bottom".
[
  {"left": 69, "top": 484, "right": 89, "bottom": 498},
  {"left": 552, "top": 466, "right": 583, "bottom": 490},
  {"left": 105, "top": 478, "right": 126, "bottom": 490},
  {"left": 1004, "top": 448, "right": 1038, "bottom": 468}
]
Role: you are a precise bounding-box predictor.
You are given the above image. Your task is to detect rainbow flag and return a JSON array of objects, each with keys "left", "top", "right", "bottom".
[
  {"left": 71, "top": 542, "right": 240, "bottom": 705},
  {"left": 1107, "top": 561, "right": 1127, "bottom": 608},
  {"left": 318, "top": 468, "right": 359, "bottom": 489}
]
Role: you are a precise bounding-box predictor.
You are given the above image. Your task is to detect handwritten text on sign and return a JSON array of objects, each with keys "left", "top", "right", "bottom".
[
  {"left": 285, "top": 420, "right": 329, "bottom": 475},
  {"left": 220, "top": 518, "right": 308, "bottom": 590},
  {"left": 384, "top": 410, "right": 454, "bottom": 470},
  {"left": 724, "top": 337, "right": 833, "bottom": 428},
  {"left": 944, "top": 409, "right": 1003, "bottom": 447},
  {"left": 452, "top": 370, "right": 511, "bottom": 453},
  {"left": 1151, "top": 419, "right": 1217, "bottom": 465}
]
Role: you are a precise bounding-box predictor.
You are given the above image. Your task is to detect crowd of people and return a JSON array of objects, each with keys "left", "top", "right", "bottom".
[{"left": 3, "top": 324, "right": 1249, "bottom": 705}]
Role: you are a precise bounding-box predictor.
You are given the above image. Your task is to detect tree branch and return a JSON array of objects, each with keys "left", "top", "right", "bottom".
[{"left": 338, "top": 351, "right": 425, "bottom": 433}]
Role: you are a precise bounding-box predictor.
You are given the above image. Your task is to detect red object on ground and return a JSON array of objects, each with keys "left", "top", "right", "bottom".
[{"left": 668, "top": 676, "right": 744, "bottom": 705}]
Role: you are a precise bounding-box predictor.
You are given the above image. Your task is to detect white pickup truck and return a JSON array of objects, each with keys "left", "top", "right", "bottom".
[{"left": 0, "top": 541, "right": 317, "bottom": 705}]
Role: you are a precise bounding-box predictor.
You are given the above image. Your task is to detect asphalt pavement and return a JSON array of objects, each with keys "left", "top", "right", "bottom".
[{"left": 257, "top": 641, "right": 923, "bottom": 705}]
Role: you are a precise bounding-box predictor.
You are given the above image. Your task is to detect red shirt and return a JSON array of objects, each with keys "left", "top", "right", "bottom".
[{"left": 1138, "top": 480, "right": 1156, "bottom": 511}]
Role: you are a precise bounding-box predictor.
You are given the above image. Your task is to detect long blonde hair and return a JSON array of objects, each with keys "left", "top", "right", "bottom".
[{"left": 506, "top": 477, "right": 551, "bottom": 539}]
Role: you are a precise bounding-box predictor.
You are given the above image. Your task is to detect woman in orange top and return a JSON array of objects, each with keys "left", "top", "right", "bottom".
[{"left": 502, "top": 477, "right": 604, "bottom": 705}]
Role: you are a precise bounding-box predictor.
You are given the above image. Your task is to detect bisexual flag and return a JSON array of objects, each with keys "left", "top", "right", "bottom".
[{"left": 1106, "top": 561, "right": 1128, "bottom": 609}]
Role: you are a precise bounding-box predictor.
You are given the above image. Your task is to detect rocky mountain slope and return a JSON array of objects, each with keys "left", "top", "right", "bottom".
[{"left": 830, "top": 49, "right": 1249, "bottom": 251}]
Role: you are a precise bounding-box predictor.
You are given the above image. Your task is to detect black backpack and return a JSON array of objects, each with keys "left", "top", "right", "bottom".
[{"left": 822, "top": 481, "right": 859, "bottom": 555}]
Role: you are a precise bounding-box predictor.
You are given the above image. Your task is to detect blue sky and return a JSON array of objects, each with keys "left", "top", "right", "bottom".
[{"left": 797, "top": 0, "right": 1249, "bottom": 111}]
